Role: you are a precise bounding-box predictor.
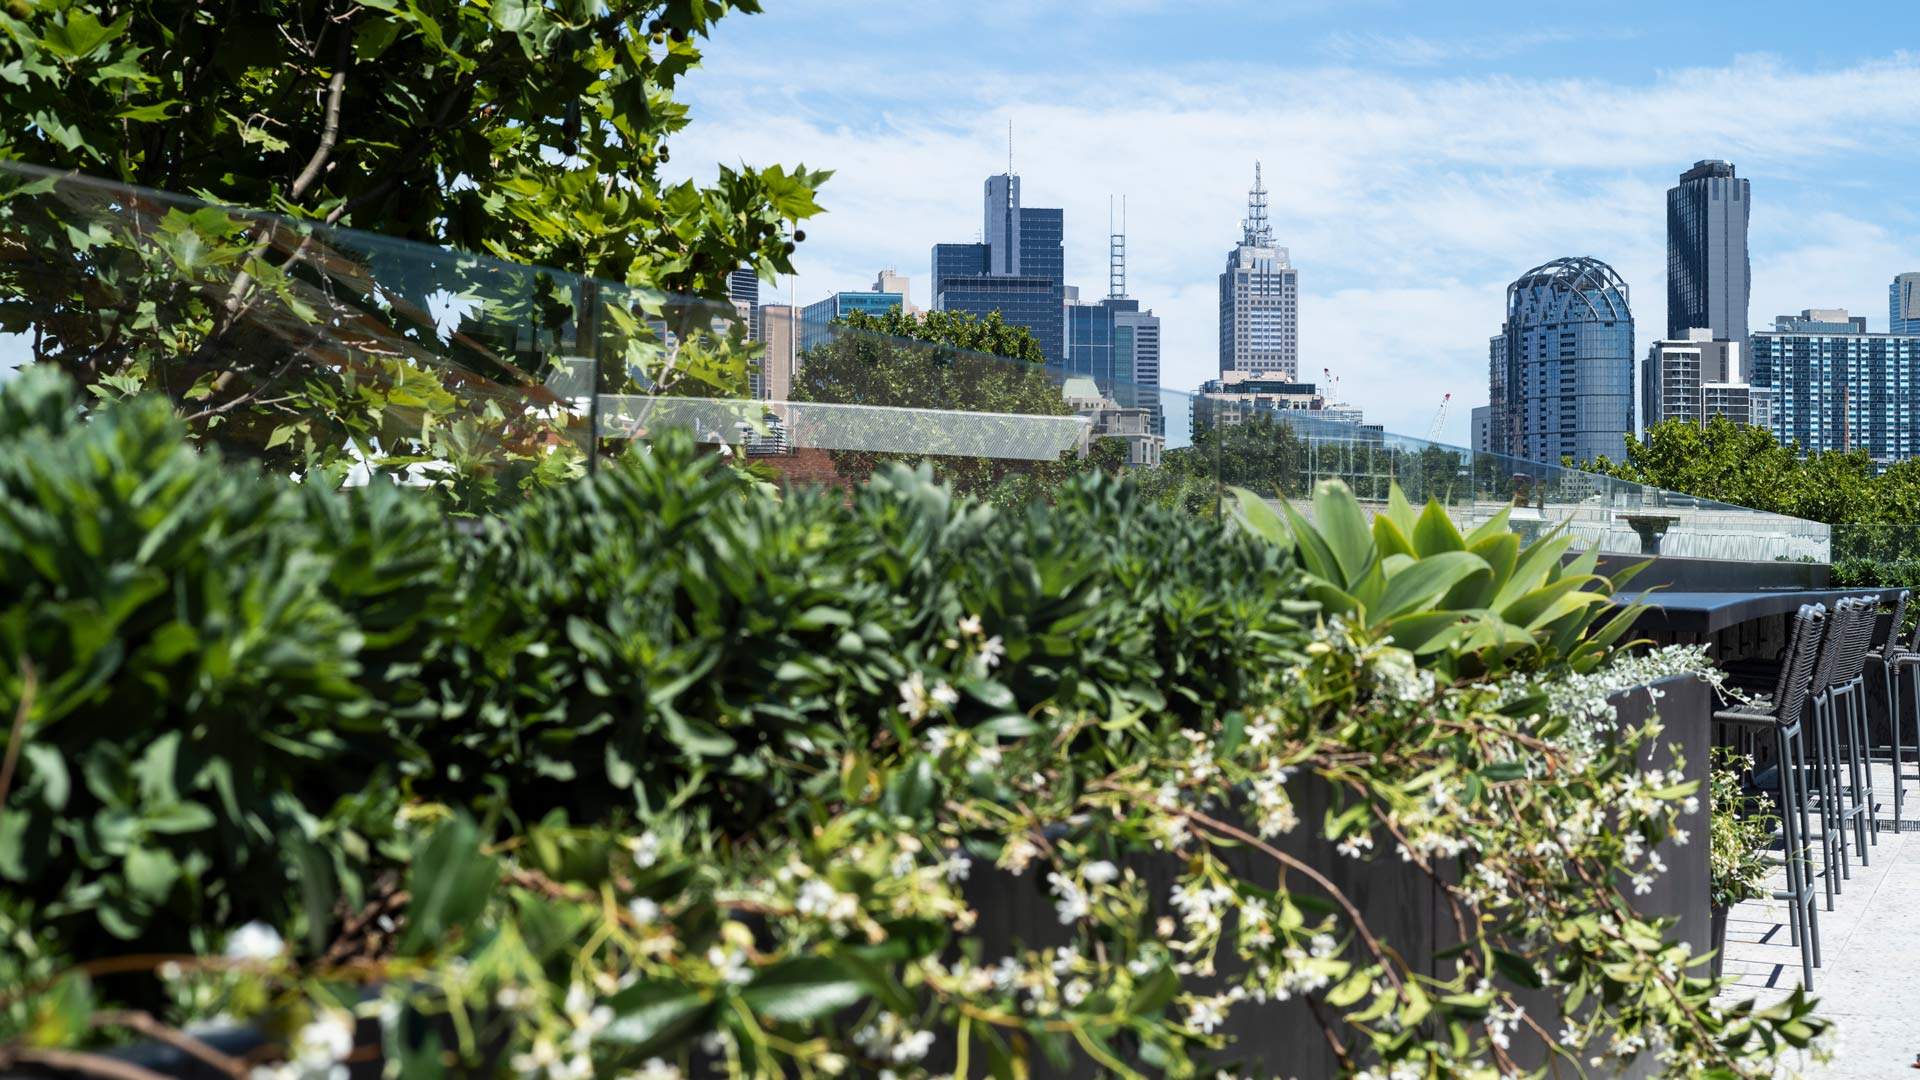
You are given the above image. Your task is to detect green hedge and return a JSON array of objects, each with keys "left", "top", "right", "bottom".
[
  {"left": 0, "top": 369, "right": 1826, "bottom": 1077},
  {"left": 0, "top": 366, "right": 1303, "bottom": 964}
]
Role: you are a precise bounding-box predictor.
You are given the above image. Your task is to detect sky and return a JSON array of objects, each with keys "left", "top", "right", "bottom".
[{"left": 671, "top": 0, "right": 1920, "bottom": 445}]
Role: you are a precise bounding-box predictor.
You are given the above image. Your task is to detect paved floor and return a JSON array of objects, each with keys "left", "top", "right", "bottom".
[{"left": 1717, "top": 760, "right": 1920, "bottom": 1078}]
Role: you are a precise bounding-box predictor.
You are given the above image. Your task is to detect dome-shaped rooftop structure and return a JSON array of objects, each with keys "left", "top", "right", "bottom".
[{"left": 1506, "top": 256, "right": 1630, "bottom": 324}]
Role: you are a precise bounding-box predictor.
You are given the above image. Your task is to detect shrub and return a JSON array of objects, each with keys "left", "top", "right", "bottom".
[{"left": 0, "top": 374, "right": 1827, "bottom": 1078}]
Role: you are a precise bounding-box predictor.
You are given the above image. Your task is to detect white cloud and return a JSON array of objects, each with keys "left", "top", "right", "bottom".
[{"left": 674, "top": 49, "right": 1920, "bottom": 443}]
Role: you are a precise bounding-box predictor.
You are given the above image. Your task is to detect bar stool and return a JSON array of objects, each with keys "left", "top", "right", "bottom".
[
  {"left": 1865, "top": 590, "right": 1910, "bottom": 828},
  {"left": 1884, "top": 597, "right": 1920, "bottom": 830},
  {"left": 1800, "top": 597, "right": 1855, "bottom": 902},
  {"left": 1821, "top": 597, "right": 1878, "bottom": 867},
  {"left": 1716, "top": 603, "right": 1827, "bottom": 989}
]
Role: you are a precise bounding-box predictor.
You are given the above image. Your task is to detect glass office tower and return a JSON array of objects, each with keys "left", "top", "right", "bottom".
[
  {"left": 1666, "top": 160, "right": 1750, "bottom": 343},
  {"left": 1491, "top": 257, "right": 1635, "bottom": 464},
  {"left": 1893, "top": 273, "right": 1920, "bottom": 335},
  {"left": 931, "top": 174, "right": 1067, "bottom": 365}
]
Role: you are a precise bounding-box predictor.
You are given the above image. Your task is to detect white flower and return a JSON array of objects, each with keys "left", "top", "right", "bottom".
[
  {"left": 1335, "top": 833, "right": 1375, "bottom": 859},
  {"left": 891, "top": 1030, "right": 935, "bottom": 1064},
  {"left": 897, "top": 672, "right": 933, "bottom": 721},
  {"left": 1063, "top": 978, "right": 1092, "bottom": 1006},
  {"left": 224, "top": 922, "right": 285, "bottom": 963},
  {"left": 630, "top": 831, "right": 661, "bottom": 870},
  {"left": 1187, "top": 998, "right": 1226, "bottom": 1034},
  {"left": 944, "top": 855, "right": 972, "bottom": 882},
  {"left": 924, "top": 726, "right": 955, "bottom": 756},
  {"left": 1247, "top": 718, "right": 1277, "bottom": 747},
  {"left": 625, "top": 1061, "right": 682, "bottom": 1080},
  {"left": 978, "top": 635, "right": 1006, "bottom": 669},
  {"left": 708, "top": 946, "right": 753, "bottom": 986},
  {"left": 931, "top": 680, "right": 960, "bottom": 708},
  {"left": 958, "top": 613, "right": 984, "bottom": 637},
  {"left": 627, "top": 897, "right": 661, "bottom": 925},
  {"left": 1048, "top": 872, "right": 1091, "bottom": 924},
  {"left": 1083, "top": 860, "right": 1119, "bottom": 885}
]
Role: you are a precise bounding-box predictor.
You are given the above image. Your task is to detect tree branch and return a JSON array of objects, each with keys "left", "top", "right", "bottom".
[{"left": 90, "top": 1011, "right": 248, "bottom": 1078}]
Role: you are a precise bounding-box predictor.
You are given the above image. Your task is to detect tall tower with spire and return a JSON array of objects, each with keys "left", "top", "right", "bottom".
[{"left": 1218, "top": 162, "right": 1298, "bottom": 377}]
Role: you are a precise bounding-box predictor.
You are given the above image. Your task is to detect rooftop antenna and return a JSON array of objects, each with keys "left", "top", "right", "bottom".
[
  {"left": 1007, "top": 119, "right": 1014, "bottom": 176},
  {"left": 1109, "top": 195, "right": 1127, "bottom": 300},
  {"left": 1243, "top": 161, "right": 1273, "bottom": 247}
]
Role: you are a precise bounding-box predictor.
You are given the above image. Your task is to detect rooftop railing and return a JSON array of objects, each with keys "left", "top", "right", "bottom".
[{"left": 0, "top": 160, "right": 1830, "bottom": 561}]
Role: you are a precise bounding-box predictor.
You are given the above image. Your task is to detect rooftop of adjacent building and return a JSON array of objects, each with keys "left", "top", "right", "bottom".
[
  {"left": 1767, "top": 309, "right": 1870, "bottom": 334},
  {"left": 1678, "top": 159, "right": 1738, "bottom": 183}
]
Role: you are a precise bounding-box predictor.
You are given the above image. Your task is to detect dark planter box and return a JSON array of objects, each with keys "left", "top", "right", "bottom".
[{"left": 953, "top": 674, "right": 1712, "bottom": 1078}]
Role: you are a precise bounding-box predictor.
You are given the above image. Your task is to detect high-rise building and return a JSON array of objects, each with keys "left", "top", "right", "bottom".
[
  {"left": 1489, "top": 257, "right": 1634, "bottom": 464},
  {"left": 1642, "top": 328, "right": 1767, "bottom": 431},
  {"left": 757, "top": 304, "right": 797, "bottom": 401},
  {"left": 1750, "top": 309, "right": 1920, "bottom": 459},
  {"left": 1470, "top": 405, "right": 1492, "bottom": 454},
  {"left": 798, "top": 287, "right": 908, "bottom": 353},
  {"left": 1666, "top": 160, "right": 1750, "bottom": 343},
  {"left": 932, "top": 173, "right": 1067, "bottom": 365},
  {"left": 727, "top": 267, "right": 760, "bottom": 309},
  {"left": 1892, "top": 273, "right": 1920, "bottom": 335},
  {"left": 1218, "top": 163, "right": 1299, "bottom": 377},
  {"left": 872, "top": 270, "right": 914, "bottom": 312}
]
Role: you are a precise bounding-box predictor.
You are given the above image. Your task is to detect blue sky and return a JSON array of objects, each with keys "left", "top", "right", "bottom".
[{"left": 674, "top": 0, "right": 1920, "bottom": 444}]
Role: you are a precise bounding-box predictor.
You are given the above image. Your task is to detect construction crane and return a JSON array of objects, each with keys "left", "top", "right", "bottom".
[{"left": 1426, "top": 393, "right": 1452, "bottom": 442}]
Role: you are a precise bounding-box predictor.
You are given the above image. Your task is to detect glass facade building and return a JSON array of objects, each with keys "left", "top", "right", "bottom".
[
  {"left": 1666, "top": 160, "right": 1750, "bottom": 343},
  {"left": 1893, "top": 273, "right": 1920, "bottom": 336},
  {"left": 1750, "top": 310, "right": 1920, "bottom": 460},
  {"left": 931, "top": 174, "right": 1067, "bottom": 366},
  {"left": 1490, "top": 257, "right": 1635, "bottom": 465},
  {"left": 798, "top": 290, "right": 908, "bottom": 354}
]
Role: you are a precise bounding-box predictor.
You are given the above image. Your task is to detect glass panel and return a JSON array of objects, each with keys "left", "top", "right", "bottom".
[{"left": 0, "top": 158, "right": 1834, "bottom": 562}]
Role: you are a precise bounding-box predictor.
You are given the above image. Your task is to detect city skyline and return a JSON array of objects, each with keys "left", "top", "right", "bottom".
[{"left": 671, "top": 2, "right": 1920, "bottom": 445}]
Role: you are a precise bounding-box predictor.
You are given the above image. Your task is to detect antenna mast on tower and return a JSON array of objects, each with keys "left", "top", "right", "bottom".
[
  {"left": 1243, "top": 161, "right": 1273, "bottom": 247},
  {"left": 1109, "top": 195, "right": 1127, "bottom": 299},
  {"left": 1007, "top": 119, "right": 1014, "bottom": 176}
]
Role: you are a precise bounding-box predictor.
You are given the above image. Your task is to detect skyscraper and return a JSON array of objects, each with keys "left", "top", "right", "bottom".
[
  {"left": 932, "top": 173, "right": 1067, "bottom": 365},
  {"left": 1218, "top": 163, "right": 1299, "bottom": 377},
  {"left": 1666, "top": 160, "right": 1750, "bottom": 343},
  {"left": 757, "top": 304, "right": 797, "bottom": 401},
  {"left": 1892, "top": 273, "right": 1920, "bottom": 335},
  {"left": 1061, "top": 208, "right": 1162, "bottom": 429},
  {"left": 1489, "top": 257, "right": 1635, "bottom": 464},
  {"left": 1750, "top": 309, "right": 1920, "bottom": 459}
]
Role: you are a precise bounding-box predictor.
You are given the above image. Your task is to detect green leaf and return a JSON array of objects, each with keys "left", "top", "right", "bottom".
[
  {"left": 1412, "top": 500, "right": 1466, "bottom": 555},
  {"left": 140, "top": 802, "right": 215, "bottom": 835},
  {"left": 40, "top": 12, "right": 123, "bottom": 60},
  {"left": 602, "top": 981, "right": 713, "bottom": 1056},
  {"left": 1311, "top": 480, "right": 1375, "bottom": 586},
  {"left": 1230, "top": 487, "right": 1292, "bottom": 550},
  {"left": 116, "top": 100, "right": 180, "bottom": 122},
  {"left": 740, "top": 957, "right": 869, "bottom": 1023},
  {"left": 27, "top": 972, "right": 94, "bottom": 1048},
  {"left": 1375, "top": 551, "right": 1487, "bottom": 621},
  {"left": 1126, "top": 965, "right": 1180, "bottom": 1015},
  {"left": 400, "top": 815, "right": 497, "bottom": 952},
  {"left": 21, "top": 745, "right": 69, "bottom": 809},
  {"left": 881, "top": 755, "right": 937, "bottom": 818},
  {"left": 123, "top": 845, "right": 180, "bottom": 900}
]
